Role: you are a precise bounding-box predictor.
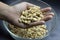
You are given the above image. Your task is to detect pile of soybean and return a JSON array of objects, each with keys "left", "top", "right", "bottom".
[
  {"left": 19, "top": 6, "right": 44, "bottom": 24},
  {"left": 9, "top": 6, "right": 48, "bottom": 39}
]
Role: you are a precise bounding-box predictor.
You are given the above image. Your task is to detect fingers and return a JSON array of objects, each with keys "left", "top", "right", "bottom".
[
  {"left": 41, "top": 7, "right": 52, "bottom": 12},
  {"left": 16, "top": 23, "right": 27, "bottom": 28},
  {"left": 28, "top": 12, "right": 54, "bottom": 26},
  {"left": 26, "top": 2, "right": 36, "bottom": 7},
  {"left": 29, "top": 21, "right": 45, "bottom": 26},
  {"left": 16, "top": 21, "right": 45, "bottom": 28},
  {"left": 43, "top": 15, "right": 53, "bottom": 21},
  {"left": 45, "top": 12, "right": 54, "bottom": 16},
  {"left": 26, "top": 3, "right": 54, "bottom": 23},
  {"left": 41, "top": 7, "right": 54, "bottom": 21},
  {"left": 42, "top": 12, "right": 54, "bottom": 21}
]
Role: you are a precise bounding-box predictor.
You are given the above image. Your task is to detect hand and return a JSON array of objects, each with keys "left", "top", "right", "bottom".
[
  {"left": 12, "top": 2, "right": 54, "bottom": 28},
  {"left": 0, "top": 2, "right": 54, "bottom": 28}
]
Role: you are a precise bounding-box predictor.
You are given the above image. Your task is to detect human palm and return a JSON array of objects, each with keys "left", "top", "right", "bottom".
[{"left": 0, "top": 2, "right": 54, "bottom": 28}]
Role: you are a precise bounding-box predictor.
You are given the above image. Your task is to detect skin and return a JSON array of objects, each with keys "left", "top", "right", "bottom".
[{"left": 0, "top": 2, "right": 54, "bottom": 28}]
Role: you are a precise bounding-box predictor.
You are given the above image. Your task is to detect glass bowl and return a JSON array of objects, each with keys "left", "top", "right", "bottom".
[{"left": 3, "top": 0, "right": 57, "bottom": 40}]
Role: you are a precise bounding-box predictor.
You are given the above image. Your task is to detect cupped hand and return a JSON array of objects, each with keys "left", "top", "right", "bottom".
[
  {"left": 11, "top": 2, "right": 54, "bottom": 28},
  {"left": 1, "top": 2, "right": 54, "bottom": 28}
]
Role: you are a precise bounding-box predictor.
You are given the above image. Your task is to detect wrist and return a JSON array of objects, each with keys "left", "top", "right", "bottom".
[
  {"left": 0, "top": 2, "right": 11, "bottom": 15},
  {"left": 0, "top": 2, "right": 15, "bottom": 20}
]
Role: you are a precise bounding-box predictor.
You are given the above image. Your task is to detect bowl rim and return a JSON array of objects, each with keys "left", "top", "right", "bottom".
[{"left": 3, "top": 0, "right": 56, "bottom": 40}]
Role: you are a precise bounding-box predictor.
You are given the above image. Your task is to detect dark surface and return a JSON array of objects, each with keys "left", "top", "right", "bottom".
[{"left": 0, "top": 0, "right": 60, "bottom": 40}]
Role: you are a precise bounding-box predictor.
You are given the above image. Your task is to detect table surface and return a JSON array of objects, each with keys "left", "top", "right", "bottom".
[{"left": 0, "top": 0, "right": 60, "bottom": 40}]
